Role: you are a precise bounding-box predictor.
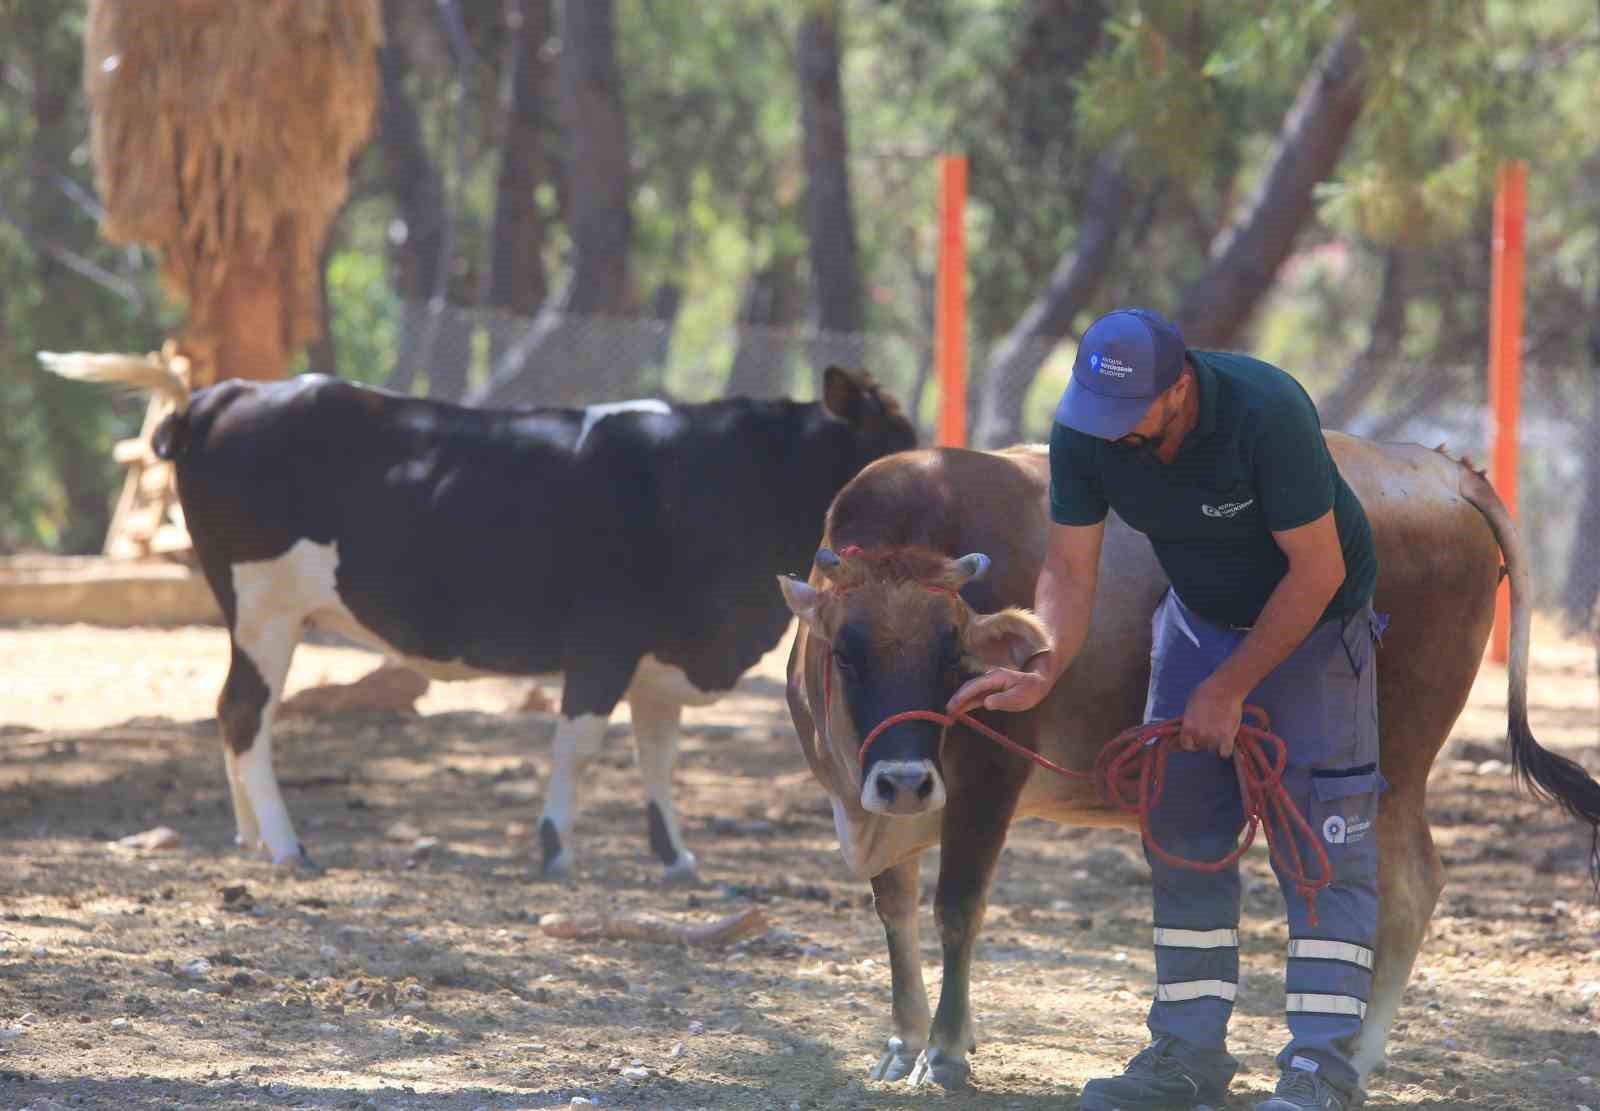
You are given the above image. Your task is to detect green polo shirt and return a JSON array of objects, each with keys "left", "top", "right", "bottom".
[{"left": 1049, "top": 348, "right": 1377, "bottom": 627}]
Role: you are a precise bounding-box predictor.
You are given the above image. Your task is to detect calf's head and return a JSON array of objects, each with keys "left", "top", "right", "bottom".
[{"left": 779, "top": 546, "right": 1049, "bottom": 816}]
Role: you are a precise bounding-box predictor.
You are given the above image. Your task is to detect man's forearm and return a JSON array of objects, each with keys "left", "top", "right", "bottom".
[
  {"left": 1208, "top": 567, "right": 1339, "bottom": 699},
  {"left": 1028, "top": 563, "right": 1096, "bottom": 687}
]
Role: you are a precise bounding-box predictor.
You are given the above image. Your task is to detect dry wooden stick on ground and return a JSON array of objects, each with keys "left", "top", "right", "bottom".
[{"left": 539, "top": 906, "right": 769, "bottom": 947}]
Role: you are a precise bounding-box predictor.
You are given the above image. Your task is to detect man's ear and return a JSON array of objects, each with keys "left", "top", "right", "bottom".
[
  {"left": 822, "top": 365, "right": 871, "bottom": 425},
  {"left": 778, "top": 575, "right": 827, "bottom": 635},
  {"left": 965, "top": 608, "right": 1051, "bottom": 669}
]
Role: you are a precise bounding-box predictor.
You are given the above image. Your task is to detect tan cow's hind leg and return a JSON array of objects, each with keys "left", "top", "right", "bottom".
[
  {"left": 868, "top": 856, "right": 931, "bottom": 1082},
  {"left": 1351, "top": 795, "right": 1444, "bottom": 1080}
]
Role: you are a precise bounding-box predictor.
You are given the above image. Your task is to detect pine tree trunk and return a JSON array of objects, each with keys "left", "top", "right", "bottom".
[
  {"left": 971, "top": 148, "right": 1133, "bottom": 449},
  {"left": 376, "top": 0, "right": 445, "bottom": 393},
  {"left": 1562, "top": 312, "right": 1600, "bottom": 627},
  {"left": 486, "top": 0, "right": 552, "bottom": 336},
  {"left": 1318, "top": 247, "right": 1411, "bottom": 429},
  {"left": 728, "top": 252, "right": 803, "bottom": 399},
  {"left": 796, "top": 1, "right": 866, "bottom": 377},
  {"left": 1176, "top": 21, "right": 1366, "bottom": 348}
]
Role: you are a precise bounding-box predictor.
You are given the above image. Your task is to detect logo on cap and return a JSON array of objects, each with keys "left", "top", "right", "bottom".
[{"left": 1097, "top": 355, "right": 1135, "bottom": 379}]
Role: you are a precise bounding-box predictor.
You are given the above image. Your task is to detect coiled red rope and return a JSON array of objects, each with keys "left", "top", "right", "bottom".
[{"left": 837, "top": 675, "right": 1332, "bottom": 924}]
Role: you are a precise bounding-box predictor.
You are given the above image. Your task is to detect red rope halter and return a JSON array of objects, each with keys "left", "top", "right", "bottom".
[{"left": 815, "top": 561, "right": 1333, "bottom": 924}]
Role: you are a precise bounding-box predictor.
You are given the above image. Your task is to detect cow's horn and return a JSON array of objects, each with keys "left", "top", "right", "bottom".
[
  {"left": 953, "top": 553, "right": 990, "bottom": 584},
  {"left": 815, "top": 548, "right": 842, "bottom": 575}
]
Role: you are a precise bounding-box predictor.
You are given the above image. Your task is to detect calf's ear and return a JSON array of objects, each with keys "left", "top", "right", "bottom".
[
  {"left": 965, "top": 607, "right": 1051, "bottom": 669},
  {"left": 822, "top": 365, "right": 871, "bottom": 424},
  {"left": 778, "top": 575, "right": 826, "bottom": 634}
]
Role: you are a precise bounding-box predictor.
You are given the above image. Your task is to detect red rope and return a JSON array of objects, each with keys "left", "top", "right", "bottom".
[{"left": 831, "top": 667, "right": 1331, "bottom": 925}]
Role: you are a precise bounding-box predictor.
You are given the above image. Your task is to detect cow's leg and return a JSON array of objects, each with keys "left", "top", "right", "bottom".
[
  {"left": 1350, "top": 792, "right": 1443, "bottom": 1080},
  {"left": 626, "top": 690, "right": 699, "bottom": 883},
  {"left": 908, "top": 751, "right": 1026, "bottom": 1089},
  {"left": 221, "top": 746, "right": 259, "bottom": 851},
  {"left": 219, "top": 622, "right": 309, "bottom": 866},
  {"left": 536, "top": 712, "right": 611, "bottom": 877},
  {"left": 868, "top": 855, "right": 931, "bottom": 1082}
]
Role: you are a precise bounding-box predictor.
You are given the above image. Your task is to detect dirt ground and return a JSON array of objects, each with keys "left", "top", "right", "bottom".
[{"left": 1, "top": 617, "right": 1597, "bottom": 1111}]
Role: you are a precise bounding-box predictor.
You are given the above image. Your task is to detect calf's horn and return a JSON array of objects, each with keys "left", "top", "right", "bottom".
[{"left": 953, "top": 553, "right": 991, "bottom": 584}]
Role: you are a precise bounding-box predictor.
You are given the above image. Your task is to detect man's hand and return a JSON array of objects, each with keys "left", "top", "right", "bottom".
[
  {"left": 947, "top": 667, "right": 1053, "bottom": 715},
  {"left": 1179, "top": 676, "right": 1245, "bottom": 757}
]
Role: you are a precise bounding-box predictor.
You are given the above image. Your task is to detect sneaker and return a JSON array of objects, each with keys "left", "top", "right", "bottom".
[
  {"left": 1254, "top": 1062, "right": 1357, "bottom": 1110},
  {"left": 1079, "top": 1036, "right": 1236, "bottom": 1111}
]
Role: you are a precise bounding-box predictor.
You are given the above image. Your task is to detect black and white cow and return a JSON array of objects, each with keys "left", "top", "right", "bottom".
[{"left": 40, "top": 353, "right": 916, "bottom": 879}]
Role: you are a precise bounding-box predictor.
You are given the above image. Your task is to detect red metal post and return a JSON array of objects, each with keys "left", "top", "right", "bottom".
[
  {"left": 936, "top": 155, "right": 968, "bottom": 448},
  {"left": 1488, "top": 160, "right": 1526, "bottom": 665}
]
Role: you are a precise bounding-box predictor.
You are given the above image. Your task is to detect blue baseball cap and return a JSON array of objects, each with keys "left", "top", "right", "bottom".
[{"left": 1054, "top": 308, "right": 1187, "bottom": 439}]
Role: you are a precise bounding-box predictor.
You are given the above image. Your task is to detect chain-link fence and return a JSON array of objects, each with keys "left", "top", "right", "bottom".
[{"left": 354, "top": 293, "right": 1597, "bottom": 623}]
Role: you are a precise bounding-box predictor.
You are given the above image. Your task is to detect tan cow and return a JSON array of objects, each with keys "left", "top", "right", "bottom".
[{"left": 779, "top": 438, "right": 1600, "bottom": 1091}]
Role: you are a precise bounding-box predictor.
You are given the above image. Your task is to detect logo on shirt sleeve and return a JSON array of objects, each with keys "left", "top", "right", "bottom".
[{"left": 1201, "top": 499, "right": 1255, "bottom": 519}]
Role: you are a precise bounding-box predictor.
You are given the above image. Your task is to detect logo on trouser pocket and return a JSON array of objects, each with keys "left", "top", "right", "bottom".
[{"left": 1322, "top": 815, "right": 1347, "bottom": 845}]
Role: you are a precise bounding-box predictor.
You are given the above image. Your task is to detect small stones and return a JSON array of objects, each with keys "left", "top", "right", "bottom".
[
  {"left": 668, "top": 1041, "right": 685, "bottom": 1059},
  {"left": 319, "top": 945, "right": 340, "bottom": 960},
  {"left": 110, "top": 1018, "right": 129, "bottom": 1031},
  {"left": 219, "top": 885, "right": 254, "bottom": 911},
  {"left": 116, "top": 826, "right": 181, "bottom": 851},
  {"left": 177, "top": 957, "right": 212, "bottom": 980},
  {"left": 620, "top": 1066, "right": 650, "bottom": 1080},
  {"left": 385, "top": 821, "right": 423, "bottom": 842}
]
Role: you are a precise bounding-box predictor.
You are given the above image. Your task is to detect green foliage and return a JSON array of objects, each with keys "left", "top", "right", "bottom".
[{"left": 4, "top": 0, "right": 1600, "bottom": 551}]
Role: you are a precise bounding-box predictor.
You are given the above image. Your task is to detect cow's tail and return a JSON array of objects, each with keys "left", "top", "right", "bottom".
[
  {"left": 37, "top": 351, "right": 192, "bottom": 460},
  {"left": 1461, "top": 463, "right": 1600, "bottom": 887}
]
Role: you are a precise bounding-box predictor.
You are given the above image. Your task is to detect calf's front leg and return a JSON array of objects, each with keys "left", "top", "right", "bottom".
[
  {"left": 908, "top": 742, "right": 1027, "bottom": 1089},
  {"left": 868, "top": 855, "right": 931, "bottom": 1081}
]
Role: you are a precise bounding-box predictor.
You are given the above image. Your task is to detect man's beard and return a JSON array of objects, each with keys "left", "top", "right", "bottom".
[{"left": 1116, "top": 409, "right": 1176, "bottom": 459}]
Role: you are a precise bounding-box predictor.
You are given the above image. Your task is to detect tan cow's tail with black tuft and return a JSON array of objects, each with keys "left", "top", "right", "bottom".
[
  {"left": 1461, "top": 464, "right": 1600, "bottom": 889},
  {"left": 37, "top": 351, "right": 194, "bottom": 461}
]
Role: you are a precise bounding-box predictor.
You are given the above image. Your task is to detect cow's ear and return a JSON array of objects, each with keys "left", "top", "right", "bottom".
[
  {"left": 778, "top": 575, "right": 826, "bottom": 634},
  {"left": 822, "top": 365, "right": 870, "bottom": 424},
  {"left": 965, "top": 607, "right": 1051, "bottom": 670}
]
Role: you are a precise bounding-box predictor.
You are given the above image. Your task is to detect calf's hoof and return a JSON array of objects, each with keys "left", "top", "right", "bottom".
[
  {"left": 868, "top": 1036, "right": 921, "bottom": 1082},
  {"left": 906, "top": 1047, "right": 970, "bottom": 1089},
  {"left": 538, "top": 819, "right": 573, "bottom": 879},
  {"left": 270, "top": 845, "right": 321, "bottom": 874},
  {"left": 660, "top": 852, "right": 700, "bottom": 886}
]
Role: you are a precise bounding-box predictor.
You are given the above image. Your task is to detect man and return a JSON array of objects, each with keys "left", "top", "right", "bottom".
[{"left": 950, "top": 308, "right": 1381, "bottom": 1111}]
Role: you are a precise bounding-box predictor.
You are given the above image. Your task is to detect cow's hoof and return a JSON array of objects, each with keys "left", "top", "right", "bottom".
[
  {"left": 906, "top": 1047, "right": 970, "bottom": 1090},
  {"left": 868, "top": 1036, "right": 921, "bottom": 1082},
  {"left": 271, "top": 845, "right": 321, "bottom": 873},
  {"left": 660, "top": 852, "right": 700, "bottom": 886}
]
